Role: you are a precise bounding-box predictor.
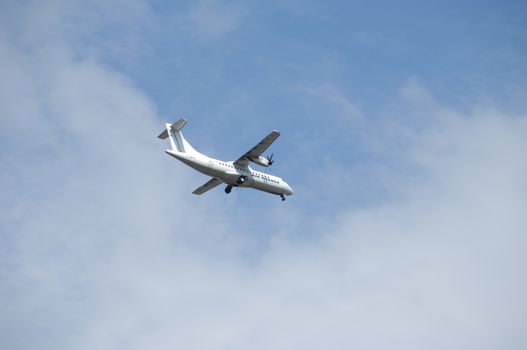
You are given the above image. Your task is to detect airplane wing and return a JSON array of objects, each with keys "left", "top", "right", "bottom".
[
  {"left": 234, "top": 130, "right": 280, "bottom": 166},
  {"left": 192, "top": 177, "right": 222, "bottom": 195}
]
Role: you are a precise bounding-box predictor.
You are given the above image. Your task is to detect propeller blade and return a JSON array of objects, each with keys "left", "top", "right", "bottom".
[{"left": 266, "top": 153, "right": 274, "bottom": 166}]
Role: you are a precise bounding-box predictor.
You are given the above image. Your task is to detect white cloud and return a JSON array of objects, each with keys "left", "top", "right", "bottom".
[
  {"left": 304, "top": 83, "right": 362, "bottom": 122},
  {"left": 1, "top": 2, "right": 526, "bottom": 350}
]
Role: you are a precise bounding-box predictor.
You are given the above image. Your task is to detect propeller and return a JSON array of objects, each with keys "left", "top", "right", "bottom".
[{"left": 266, "top": 153, "right": 274, "bottom": 167}]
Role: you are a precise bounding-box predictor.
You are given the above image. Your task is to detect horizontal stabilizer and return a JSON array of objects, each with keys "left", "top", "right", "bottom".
[{"left": 158, "top": 118, "right": 188, "bottom": 139}]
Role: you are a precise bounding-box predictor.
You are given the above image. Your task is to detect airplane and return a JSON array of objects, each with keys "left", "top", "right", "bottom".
[{"left": 158, "top": 119, "right": 294, "bottom": 201}]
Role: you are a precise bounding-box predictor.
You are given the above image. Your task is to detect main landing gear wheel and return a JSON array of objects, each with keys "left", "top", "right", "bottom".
[
  {"left": 225, "top": 185, "right": 233, "bottom": 194},
  {"left": 281, "top": 194, "right": 286, "bottom": 201}
]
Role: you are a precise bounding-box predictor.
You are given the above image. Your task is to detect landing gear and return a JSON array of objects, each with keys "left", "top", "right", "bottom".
[
  {"left": 280, "top": 194, "right": 286, "bottom": 201},
  {"left": 225, "top": 185, "right": 233, "bottom": 194}
]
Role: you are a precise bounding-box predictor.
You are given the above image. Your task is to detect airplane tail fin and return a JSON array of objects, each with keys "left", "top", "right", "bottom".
[{"left": 157, "top": 118, "right": 198, "bottom": 154}]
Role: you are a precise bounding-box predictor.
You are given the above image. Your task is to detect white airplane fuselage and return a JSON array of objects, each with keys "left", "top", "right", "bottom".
[
  {"left": 158, "top": 119, "right": 293, "bottom": 199},
  {"left": 165, "top": 149, "right": 294, "bottom": 196}
]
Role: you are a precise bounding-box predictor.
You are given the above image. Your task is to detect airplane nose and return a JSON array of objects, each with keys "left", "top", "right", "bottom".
[{"left": 285, "top": 183, "right": 294, "bottom": 196}]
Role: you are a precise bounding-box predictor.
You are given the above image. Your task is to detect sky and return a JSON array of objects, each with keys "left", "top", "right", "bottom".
[{"left": 1, "top": 0, "right": 527, "bottom": 349}]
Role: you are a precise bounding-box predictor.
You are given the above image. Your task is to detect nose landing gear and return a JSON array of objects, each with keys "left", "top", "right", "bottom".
[{"left": 280, "top": 194, "right": 286, "bottom": 201}]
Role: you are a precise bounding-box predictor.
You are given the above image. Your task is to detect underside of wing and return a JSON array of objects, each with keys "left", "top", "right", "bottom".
[
  {"left": 192, "top": 177, "right": 222, "bottom": 195},
  {"left": 234, "top": 130, "right": 280, "bottom": 166}
]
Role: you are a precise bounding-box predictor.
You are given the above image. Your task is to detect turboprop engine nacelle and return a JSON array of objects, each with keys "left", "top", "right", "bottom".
[{"left": 250, "top": 156, "right": 270, "bottom": 167}]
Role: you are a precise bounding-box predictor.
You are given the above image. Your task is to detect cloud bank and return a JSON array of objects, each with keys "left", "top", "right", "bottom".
[{"left": 1, "top": 2, "right": 526, "bottom": 349}]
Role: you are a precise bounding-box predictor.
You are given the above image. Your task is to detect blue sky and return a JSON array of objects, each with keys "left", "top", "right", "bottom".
[{"left": 1, "top": 1, "right": 527, "bottom": 349}]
